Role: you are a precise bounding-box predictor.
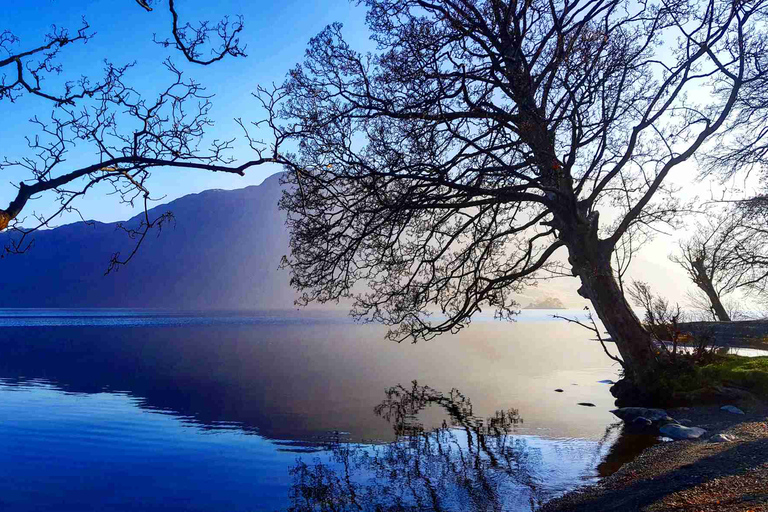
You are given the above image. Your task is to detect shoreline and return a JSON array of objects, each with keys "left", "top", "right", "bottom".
[{"left": 541, "top": 402, "right": 768, "bottom": 511}]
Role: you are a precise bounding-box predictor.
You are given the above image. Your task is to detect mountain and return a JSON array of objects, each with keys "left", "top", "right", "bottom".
[{"left": 0, "top": 173, "right": 298, "bottom": 309}]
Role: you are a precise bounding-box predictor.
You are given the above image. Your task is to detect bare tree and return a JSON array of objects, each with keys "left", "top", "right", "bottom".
[
  {"left": 0, "top": 1, "right": 274, "bottom": 264},
  {"left": 672, "top": 209, "right": 768, "bottom": 321},
  {"left": 672, "top": 215, "right": 742, "bottom": 321},
  {"left": 272, "top": 0, "right": 764, "bottom": 383}
]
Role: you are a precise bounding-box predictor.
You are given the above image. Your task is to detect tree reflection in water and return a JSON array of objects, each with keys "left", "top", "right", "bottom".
[{"left": 285, "top": 381, "right": 545, "bottom": 512}]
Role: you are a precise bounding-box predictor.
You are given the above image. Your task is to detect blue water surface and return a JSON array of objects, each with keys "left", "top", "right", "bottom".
[{"left": 0, "top": 309, "right": 632, "bottom": 512}]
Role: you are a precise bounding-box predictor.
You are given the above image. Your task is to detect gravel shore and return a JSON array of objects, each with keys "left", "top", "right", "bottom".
[{"left": 541, "top": 402, "right": 768, "bottom": 512}]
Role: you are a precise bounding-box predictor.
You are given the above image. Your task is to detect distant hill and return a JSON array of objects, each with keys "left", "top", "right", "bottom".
[
  {"left": 524, "top": 297, "right": 566, "bottom": 309},
  {"left": 0, "top": 173, "right": 298, "bottom": 309}
]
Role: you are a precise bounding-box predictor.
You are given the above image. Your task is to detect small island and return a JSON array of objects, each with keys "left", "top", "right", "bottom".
[{"left": 524, "top": 297, "right": 566, "bottom": 309}]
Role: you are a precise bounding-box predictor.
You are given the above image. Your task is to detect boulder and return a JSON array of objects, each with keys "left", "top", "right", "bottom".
[
  {"left": 720, "top": 405, "right": 745, "bottom": 415},
  {"left": 659, "top": 424, "right": 707, "bottom": 440},
  {"left": 611, "top": 407, "right": 674, "bottom": 425}
]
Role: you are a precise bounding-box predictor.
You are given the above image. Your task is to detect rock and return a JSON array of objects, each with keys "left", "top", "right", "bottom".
[
  {"left": 709, "top": 433, "right": 736, "bottom": 443},
  {"left": 578, "top": 402, "right": 596, "bottom": 407},
  {"left": 631, "top": 417, "right": 653, "bottom": 427},
  {"left": 598, "top": 379, "right": 615, "bottom": 384},
  {"left": 554, "top": 389, "right": 564, "bottom": 392},
  {"left": 610, "top": 378, "right": 665, "bottom": 407},
  {"left": 659, "top": 424, "right": 707, "bottom": 440},
  {"left": 721, "top": 405, "right": 745, "bottom": 415},
  {"left": 611, "top": 407, "right": 673, "bottom": 425},
  {"left": 677, "top": 419, "right": 693, "bottom": 426}
]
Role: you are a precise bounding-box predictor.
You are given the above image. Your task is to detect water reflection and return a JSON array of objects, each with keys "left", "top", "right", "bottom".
[
  {"left": 0, "top": 311, "right": 643, "bottom": 511},
  {"left": 287, "top": 381, "right": 542, "bottom": 511},
  {"left": 594, "top": 425, "right": 660, "bottom": 478},
  {"left": 287, "top": 383, "right": 663, "bottom": 512},
  {"left": 0, "top": 316, "right": 623, "bottom": 442}
]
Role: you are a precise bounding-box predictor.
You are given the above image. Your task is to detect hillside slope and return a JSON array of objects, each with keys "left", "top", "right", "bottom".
[{"left": 0, "top": 173, "right": 296, "bottom": 309}]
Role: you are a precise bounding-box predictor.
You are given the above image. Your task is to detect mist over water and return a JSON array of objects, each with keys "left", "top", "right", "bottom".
[{"left": 0, "top": 309, "right": 645, "bottom": 511}]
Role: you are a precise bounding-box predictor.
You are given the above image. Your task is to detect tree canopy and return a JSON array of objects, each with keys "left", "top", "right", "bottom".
[{"left": 273, "top": 0, "right": 766, "bottom": 375}]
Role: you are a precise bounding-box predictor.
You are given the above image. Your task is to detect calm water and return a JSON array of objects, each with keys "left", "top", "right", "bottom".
[{"left": 0, "top": 309, "right": 649, "bottom": 511}]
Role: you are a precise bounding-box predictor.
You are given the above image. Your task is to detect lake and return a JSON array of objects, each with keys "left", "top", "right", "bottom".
[{"left": 0, "top": 309, "right": 652, "bottom": 511}]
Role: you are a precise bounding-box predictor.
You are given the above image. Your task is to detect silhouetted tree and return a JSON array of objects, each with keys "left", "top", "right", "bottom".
[
  {"left": 672, "top": 211, "right": 768, "bottom": 321},
  {"left": 731, "top": 196, "right": 768, "bottom": 308},
  {"left": 672, "top": 216, "right": 741, "bottom": 321},
  {"left": 0, "top": 1, "right": 277, "bottom": 266},
  {"left": 274, "top": 0, "right": 765, "bottom": 384}
]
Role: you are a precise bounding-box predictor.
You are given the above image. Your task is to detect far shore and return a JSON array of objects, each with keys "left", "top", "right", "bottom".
[{"left": 677, "top": 320, "right": 768, "bottom": 351}]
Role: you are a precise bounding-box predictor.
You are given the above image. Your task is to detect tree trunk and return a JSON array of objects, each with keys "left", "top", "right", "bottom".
[
  {"left": 561, "top": 215, "right": 656, "bottom": 382},
  {"left": 690, "top": 259, "right": 731, "bottom": 322},
  {"left": 703, "top": 286, "right": 731, "bottom": 322},
  {"left": 573, "top": 253, "right": 656, "bottom": 378}
]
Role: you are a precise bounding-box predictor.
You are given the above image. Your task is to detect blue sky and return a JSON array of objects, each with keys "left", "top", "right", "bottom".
[{"left": 0, "top": 0, "right": 372, "bottom": 225}]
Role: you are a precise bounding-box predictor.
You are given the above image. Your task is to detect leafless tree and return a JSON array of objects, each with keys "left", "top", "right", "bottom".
[
  {"left": 627, "top": 281, "right": 673, "bottom": 329},
  {"left": 733, "top": 196, "right": 768, "bottom": 302},
  {"left": 672, "top": 210, "right": 768, "bottom": 321},
  {"left": 672, "top": 215, "right": 742, "bottom": 322},
  {"left": 0, "top": 0, "right": 275, "bottom": 268},
  {"left": 625, "top": 280, "right": 720, "bottom": 362},
  {"left": 272, "top": 0, "right": 765, "bottom": 382}
]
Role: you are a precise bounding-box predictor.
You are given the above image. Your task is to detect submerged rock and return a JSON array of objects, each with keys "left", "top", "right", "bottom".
[
  {"left": 611, "top": 407, "right": 673, "bottom": 425},
  {"left": 659, "top": 424, "right": 707, "bottom": 440},
  {"left": 578, "top": 402, "right": 596, "bottom": 407},
  {"left": 554, "top": 389, "right": 564, "bottom": 392},
  {"left": 721, "top": 405, "right": 745, "bottom": 415}
]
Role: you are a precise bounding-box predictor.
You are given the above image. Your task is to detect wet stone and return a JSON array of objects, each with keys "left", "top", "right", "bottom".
[
  {"left": 709, "top": 433, "right": 736, "bottom": 443},
  {"left": 611, "top": 407, "right": 671, "bottom": 424},
  {"left": 721, "top": 405, "right": 745, "bottom": 415},
  {"left": 659, "top": 424, "right": 707, "bottom": 440}
]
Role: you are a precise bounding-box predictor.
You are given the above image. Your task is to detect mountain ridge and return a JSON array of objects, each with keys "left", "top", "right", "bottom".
[{"left": 0, "top": 173, "right": 297, "bottom": 309}]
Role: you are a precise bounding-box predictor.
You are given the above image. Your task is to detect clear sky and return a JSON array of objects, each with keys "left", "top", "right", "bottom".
[{"left": 0, "top": 0, "right": 372, "bottom": 225}]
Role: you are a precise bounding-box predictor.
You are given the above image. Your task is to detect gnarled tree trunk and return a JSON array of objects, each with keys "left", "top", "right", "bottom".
[
  {"left": 573, "top": 253, "right": 655, "bottom": 375},
  {"left": 690, "top": 257, "right": 731, "bottom": 322},
  {"left": 559, "top": 212, "right": 656, "bottom": 382}
]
